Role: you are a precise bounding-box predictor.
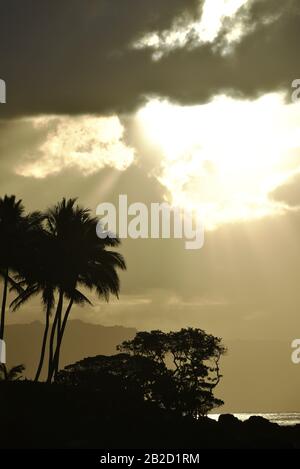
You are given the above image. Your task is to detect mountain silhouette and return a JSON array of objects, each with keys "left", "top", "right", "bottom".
[{"left": 5, "top": 320, "right": 136, "bottom": 380}]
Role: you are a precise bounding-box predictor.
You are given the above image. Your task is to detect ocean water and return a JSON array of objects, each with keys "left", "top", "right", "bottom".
[{"left": 208, "top": 413, "right": 300, "bottom": 426}]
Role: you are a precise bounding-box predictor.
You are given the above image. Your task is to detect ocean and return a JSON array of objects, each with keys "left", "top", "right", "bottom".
[{"left": 208, "top": 413, "right": 300, "bottom": 426}]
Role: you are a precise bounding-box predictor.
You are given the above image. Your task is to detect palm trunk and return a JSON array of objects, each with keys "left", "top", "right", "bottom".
[
  {"left": 0, "top": 364, "right": 8, "bottom": 380},
  {"left": 57, "top": 301, "right": 62, "bottom": 341},
  {"left": 34, "top": 305, "right": 51, "bottom": 382},
  {"left": 53, "top": 297, "right": 74, "bottom": 381},
  {"left": 0, "top": 267, "right": 9, "bottom": 341},
  {"left": 47, "top": 290, "right": 63, "bottom": 383}
]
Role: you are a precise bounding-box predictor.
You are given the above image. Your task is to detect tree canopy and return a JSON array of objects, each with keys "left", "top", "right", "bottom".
[{"left": 57, "top": 328, "right": 226, "bottom": 416}]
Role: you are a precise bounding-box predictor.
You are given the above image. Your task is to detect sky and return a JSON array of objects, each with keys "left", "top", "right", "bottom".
[{"left": 1, "top": 0, "right": 300, "bottom": 351}]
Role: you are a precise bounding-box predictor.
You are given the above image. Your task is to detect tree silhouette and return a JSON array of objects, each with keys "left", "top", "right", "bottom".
[
  {"left": 44, "top": 198, "right": 126, "bottom": 382},
  {"left": 11, "top": 228, "right": 56, "bottom": 381},
  {"left": 56, "top": 353, "right": 174, "bottom": 407},
  {"left": 0, "top": 195, "right": 42, "bottom": 341},
  {"left": 118, "top": 328, "right": 226, "bottom": 416},
  {"left": 57, "top": 328, "right": 226, "bottom": 416},
  {"left": 10, "top": 197, "right": 126, "bottom": 382}
]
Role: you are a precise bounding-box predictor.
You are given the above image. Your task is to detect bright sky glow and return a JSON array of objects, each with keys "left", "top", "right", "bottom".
[{"left": 137, "top": 93, "right": 300, "bottom": 229}]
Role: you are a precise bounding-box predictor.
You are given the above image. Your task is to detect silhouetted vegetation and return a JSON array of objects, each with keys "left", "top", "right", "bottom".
[
  {"left": 119, "top": 328, "right": 226, "bottom": 415},
  {"left": 0, "top": 195, "right": 43, "bottom": 341},
  {"left": 56, "top": 329, "right": 226, "bottom": 416},
  {"left": 0, "top": 195, "right": 126, "bottom": 382}
]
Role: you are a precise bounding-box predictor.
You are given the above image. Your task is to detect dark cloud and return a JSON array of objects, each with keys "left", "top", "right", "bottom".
[
  {"left": 154, "top": 0, "right": 300, "bottom": 104},
  {"left": 0, "top": 0, "right": 200, "bottom": 117},
  {"left": 0, "top": 0, "right": 299, "bottom": 118}
]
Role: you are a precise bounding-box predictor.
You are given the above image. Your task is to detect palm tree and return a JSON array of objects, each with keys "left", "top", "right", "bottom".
[
  {"left": 12, "top": 198, "right": 126, "bottom": 383},
  {"left": 11, "top": 229, "right": 56, "bottom": 382},
  {"left": 0, "top": 196, "right": 23, "bottom": 340},
  {"left": 11, "top": 280, "right": 55, "bottom": 382},
  {"left": 10, "top": 211, "right": 89, "bottom": 382},
  {"left": 45, "top": 198, "right": 126, "bottom": 382},
  {"left": 0, "top": 195, "right": 42, "bottom": 341}
]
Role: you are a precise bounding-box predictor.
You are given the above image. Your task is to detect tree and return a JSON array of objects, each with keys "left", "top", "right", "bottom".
[
  {"left": 11, "top": 198, "right": 126, "bottom": 383},
  {"left": 10, "top": 228, "right": 56, "bottom": 382},
  {"left": 57, "top": 328, "right": 225, "bottom": 416},
  {"left": 45, "top": 198, "right": 126, "bottom": 382},
  {"left": 117, "top": 330, "right": 168, "bottom": 364},
  {"left": 0, "top": 195, "right": 42, "bottom": 341},
  {"left": 56, "top": 353, "right": 174, "bottom": 407},
  {"left": 118, "top": 328, "right": 226, "bottom": 416}
]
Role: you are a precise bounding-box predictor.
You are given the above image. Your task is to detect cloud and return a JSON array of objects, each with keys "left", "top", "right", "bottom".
[
  {"left": 0, "top": 0, "right": 299, "bottom": 117},
  {"left": 132, "top": 0, "right": 250, "bottom": 59},
  {"left": 136, "top": 93, "right": 300, "bottom": 229},
  {"left": 0, "top": 0, "right": 200, "bottom": 117},
  {"left": 271, "top": 172, "right": 300, "bottom": 207},
  {"left": 3, "top": 90, "right": 300, "bottom": 230},
  {"left": 15, "top": 115, "right": 135, "bottom": 178}
]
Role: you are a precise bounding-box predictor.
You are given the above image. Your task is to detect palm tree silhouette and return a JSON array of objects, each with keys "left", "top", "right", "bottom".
[
  {"left": 45, "top": 198, "right": 126, "bottom": 382},
  {"left": 0, "top": 195, "right": 42, "bottom": 341},
  {"left": 11, "top": 208, "right": 93, "bottom": 382},
  {"left": 6, "top": 197, "right": 125, "bottom": 382},
  {"left": 0, "top": 196, "right": 23, "bottom": 341},
  {"left": 11, "top": 229, "right": 56, "bottom": 381}
]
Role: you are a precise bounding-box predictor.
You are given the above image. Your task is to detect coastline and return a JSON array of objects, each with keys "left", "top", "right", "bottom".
[{"left": 209, "top": 413, "right": 300, "bottom": 427}]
